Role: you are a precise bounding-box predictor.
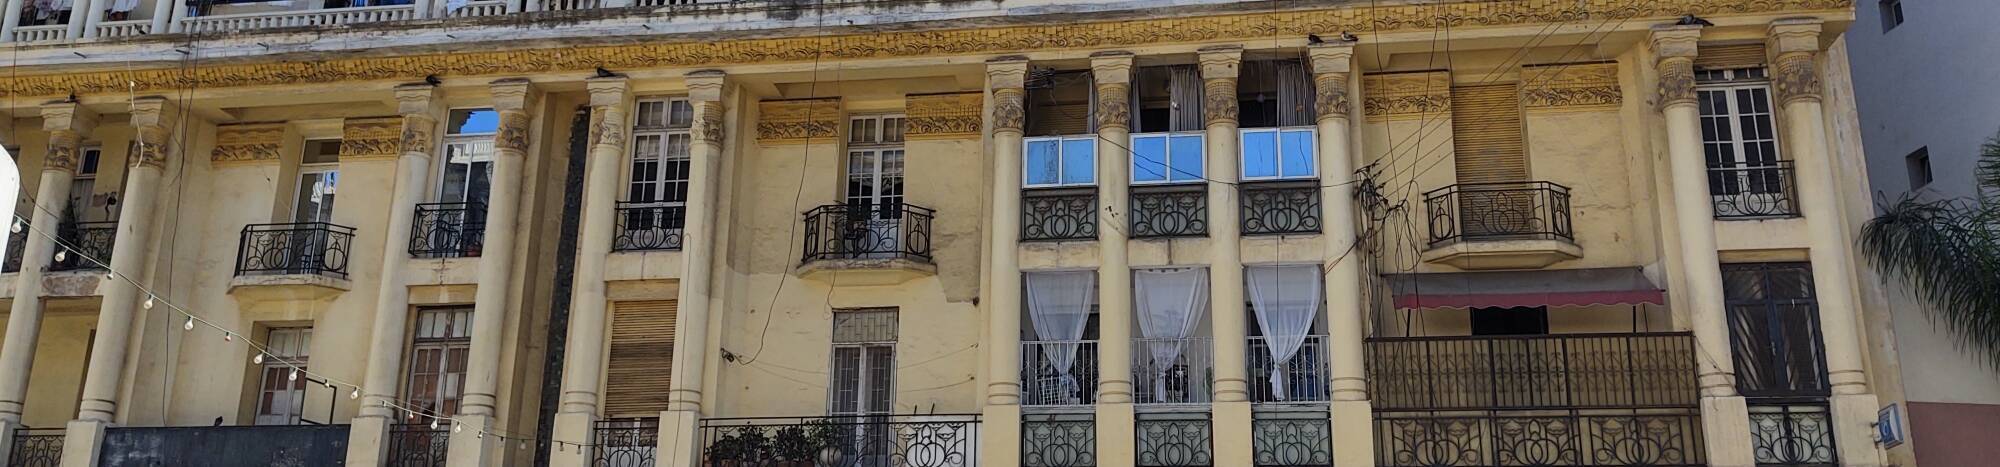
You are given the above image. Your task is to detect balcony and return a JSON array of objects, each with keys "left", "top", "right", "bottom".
[
  {"left": 796, "top": 203, "right": 935, "bottom": 285},
  {"left": 613, "top": 203, "right": 685, "bottom": 252},
  {"left": 409, "top": 202, "right": 485, "bottom": 259},
  {"left": 1022, "top": 340, "right": 1099, "bottom": 407},
  {"left": 1021, "top": 188, "right": 1097, "bottom": 242},
  {"left": 1133, "top": 336, "right": 1213, "bottom": 405},
  {"left": 388, "top": 423, "right": 448, "bottom": 467},
  {"left": 7, "top": 427, "right": 62, "bottom": 466},
  {"left": 93, "top": 424, "right": 349, "bottom": 466},
  {"left": 1249, "top": 335, "right": 1327, "bottom": 403},
  {"left": 1420, "top": 181, "right": 1578, "bottom": 270},
  {"left": 231, "top": 223, "right": 356, "bottom": 296},
  {"left": 1129, "top": 184, "right": 1206, "bottom": 238},
  {"left": 1748, "top": 403, "right": 1836, "bottom": 467},
  {"left": 698, "top": 414, "right": 979, "bottom": 466},
  {"left": 595, "top": 417, "right": 659, "bottom": 467},
  {"left": 180, "top": 4, "right": 422, "bottom": 34},
  {"left": 46, "top": 221, "right": 117, "bottom": 272},
  {"left": 1710, "top": 162, "right": 1801, "bottom": 219},
  {"left": 1240, "top": 181, "right": 1321, "bottom": 236}
]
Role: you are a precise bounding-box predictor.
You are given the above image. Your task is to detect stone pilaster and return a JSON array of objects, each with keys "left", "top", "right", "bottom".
[
  {"left": 551, "top": 76, "right": 630, "bottom": 467},
  {"left": 1199, "top": 44, "right": 1255, "bottom": 467},
  {"left": 657, "top": 70, "right": 726, "bottom": 467},
  {"left": 1308, "top": 40, "right": 1377, "bottom": 467},
  {"left": 447, "top": 78, "right": 538, "bottom": 467},
  {"left": 1088, "top": 50, "right": 1137, "bottom": 467},
  {"left": 5, "top": 101, "right": 94, "bottom": 467},
  {"left": 979, "top": 56, "right": 1028, "bottom": 467}
]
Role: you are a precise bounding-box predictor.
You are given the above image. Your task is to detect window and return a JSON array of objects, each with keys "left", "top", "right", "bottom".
[
  {"left": 1697, "top": 68, "right": 1783, "bottom": 198},
  {"left": 1025, "top": 70, "right": 1094, "bottom": 137},
  {"left": 439, "top": 109, "right": 497, "bottom": 206},
  {"left": 1129, "top": 65, "right": 1206, "bottom": 184},
  {"left": 627, "top": 98, "right": 694, "bottom": 207},
  {"left": 1905, "top": 147, "right": 1932, "bottom": 189},
  {"left": 1130, "top": 133, "right": 1204, "bottom": 184},
  {"left": 846, "top": 115, "right": 907, "bottom": 210},
  {"left": 1470, "top": 306, "right": 1549, "bottom": 336},
  {"left": 1722, "top": 263, "right": 1829, "bottom": 398},
  {"left": 254, "top": 327, "right": 313, "bottom": 425},
  {"left": 292, "top": 140, "right": 341, "bottom": 224},
  {"left": 830, "top": 309, "right": 896, "bottom": 416},
  {"left": 1241, "top": 128, "right": 1316, "bottom": 180},
  {"left": 1023, "top": 137, "right": 1097, "bottom": 188},
  {"left": 67, "top": 147, "right": 104, "bottom": 221},
  {"left": 1879, "top": 0, "right": 1903, "bottom": 32},
  {"left": 1238, "top": 59, "right": 1316, "bottom": 129},
  {"left": 1450, "top": 83, "right": 1529, "bottom": 184},
  {"left": 404, "top": 307, "right": 471, "bottom": 418}
]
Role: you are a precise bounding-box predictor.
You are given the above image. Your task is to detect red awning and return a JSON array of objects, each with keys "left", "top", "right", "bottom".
[{"left": 1385, "top": 267, "right": 1666, "bottom": 309}]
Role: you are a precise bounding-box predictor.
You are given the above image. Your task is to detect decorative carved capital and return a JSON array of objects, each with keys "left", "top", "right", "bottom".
[
  {"left": 586, "top": 76, "right": 631, "bottom": 108},
  {"left": 1522, "top": 62, "right": 1622, "bottom": 110},
  {"left": 39, "top": 101, "right": 98, "bottom": 136},
  {"left": 588, "top": 105, "right": 625, "bottom": 150},
  {"left": 1197, "top": 45, "right": 1242, "bottom": 80},
  {"left": 1202, "top": 78, "right": 1238, "bottom": 125},
  {"left": 991, "top": 88, "right": 1026, "bottom": 134},
  {"left": 1770, "top": 51, "right": 1821, "bottom": 103},
  {"left": 495, "top": 110, "right": 532, "bottom": 153},
  {"left": 338, "top": 117, "right": 402, "bottom": 161},
  {"left": 907, "top": 92, "right": 983, "bottom": 140},
  {"left": 1093, "top": 82, "right": 1131, "bottom": 131},
  {"left": 213, "top": 123, "right": 286, "bottom": 166},
  {"left": 400, "top": 114, "right": 438, "bottom": 156},
  {"left": 130, "top": 126, "right": 170, "bottom": 169},
  {"left": 1313, "top": 73, "right": 1351, "bottom": 121},
  {"left": 1362, "top": 71, "right": 1451, "bottom": 121},
  {"left": 393, "top": 83, "right": 440, "bottom": 117},
  {"left": 489, "top": 78, "right": 535, "bottom": 112},
  {"left": 1308, "top": 41, "right": 1357, "bottom": 76},
  {"left": 686, "top": 70, "right": 726, "bottom": 103},
  {"left": 1655, "top": 56, "right": 1698, "bottom": 109},
  {"left": 694, "top": 101, "right": 726, "bottom": 146},
  {"left": 757, "top": 98, "right": 841, "bottom": 144},
  {"left": 986, "top": 57, "right": 1029, "bottom": 91},
  {"left": 1089, "top": 51, "right": 1134, "bottom": 85},
  {"left": 128, "top": 96, "right": 177, "bottom": 131},
  {"left": 42, "top": 130, "right": 80, "bottom": 174}
]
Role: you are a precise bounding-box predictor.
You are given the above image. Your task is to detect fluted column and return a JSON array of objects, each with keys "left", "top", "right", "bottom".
[
  {"left": 1308, "top": 40, "right": 1377, "bottom": 467},
  {"left": 1652, "top": 25, "right": 1756, "bottom": 467},
  {"left": 550, "top": 76, "right": 629, "bottom": 467},
  {"left": 346, "top": 83, "right": 443, "bottom": 467},
  {"left": 657, "top": 70, "right": 726, "bottom": 467},
  {"left": 1, "top": 101, "right": 94, "bottom": 464},
  {"left": 978, "top": 57, "right": 1029, "bottom": 467},
  {"left": 1767, "top": 19, "right": 1881, "bottom": 467},
  {"left": 446, "top": 79, "right": 538, "bottom": 467},
  {"left": 1088, "top": 50, "right": 1138, "bottom": 466}
]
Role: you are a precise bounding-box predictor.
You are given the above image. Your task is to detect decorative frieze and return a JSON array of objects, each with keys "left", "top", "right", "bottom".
[
  {"left": 339, "top": 117, "right": 403, "bottom": 160},
  {"left": 1521, "top": 62, "right": 1623, "bottom": 110},
  {"left": 1363, "top": 71, "right": 1451, "bottom": 121},
  {"left": 757, "top": 98, "right": 841, "bottom": 144},
  {"left": 905, "top": 92, "right": 982, "bottom": 140},
  {"left": 212, "top": 123, "right": 286, "bottom": 165}
]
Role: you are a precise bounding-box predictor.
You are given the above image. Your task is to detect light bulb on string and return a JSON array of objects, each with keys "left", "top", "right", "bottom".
[
  {"left": 183, "top": 315, "right": 195, "bottom": 331},
  {"left": 103, "top": 271, "right": 114, "bottom": 280},
  {"left": 477, "top": 432, "right": 484, "bottom": 439},
  {"left": 407, "top": 411, "right": 417, "bottom": 421},
  {"left": 222, "top": 332, "right": 233, "bottom": 342},
  {"left": 453, "top": 423, "right": 462, "bottom": 433},
  {"left": 430, "top": 418, "right": 440, "bottom": 430},
  {"left": 288, "top": 368, "right": 299, "bottom": 382},
  {"left": 143, "top": 296, "right": 154, "bottom": 309},
  {"left": 518, "top": 440, "right": 526, "bottom": 450},
  {"left": 350, "top": 388, "right": 361, "bottom": 400},
  {"left": 252, "top": 353, "right": 264, "bottom": 364},
  {"left": 54, "top": 249, "right": 66, "bottom": 262},
  {"left": 10, "top": 219, "right": 21, "bottom": 233}
]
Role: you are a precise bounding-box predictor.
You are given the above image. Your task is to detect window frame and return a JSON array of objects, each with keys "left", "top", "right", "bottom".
[
  {"left": 253, "top": 326, "right": 313, "bottom": 426},
  {"left": 1879, "top": 0, "right": 1903, "bottom": 32},
  {"left": 1696, "top": 70, "right": 1785, "bottom": 197},
  {"left": 1905, "top": 147, "right": 1932, "bottom": 189},
  {"left": 436, "top": 107, "right": 498, "bottom": 205},
  {"left": 291, "top": 140, "right": 342, "bottom": 224},
  {"left": 626, "top": 96, "right": 695, "bottom": 208},
  {"left": 1721, "top": 262, "right": 1831, "bottom": 399},
  {"left": 828, "top": 309, "right": 898, "bottom": 417},
  {"left": 845, "top": 114, "right": 908, "bottom": 210},
  {"left": 1239, "top": 127, "right": 1319, "bottom": 181},
  {"left": 1022, "top": 135, "right": 1099, "bottom": 188},
  {"left": 401, "top": 306, "right": 473, "bottom": 418},
  {"left": 67, "top": 146, "right": 103, "bottom": 221},
  {"left": 1128, "top": 131, "right": 1205, "bottom": 185}
]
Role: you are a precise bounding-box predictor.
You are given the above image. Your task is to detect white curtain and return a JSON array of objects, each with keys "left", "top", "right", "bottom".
[
  {"left": 1135, "top": 267, "right": 1209, "bottom": 402},
  {"left": 107, "top": 0, "right": 138, "bottom": 13},
  {"left": 1248, "top": 264, "right": 1321, "bottom": 401},
  {"left": 1026, "top": 271, "right": 1095, "bottom": 403}
]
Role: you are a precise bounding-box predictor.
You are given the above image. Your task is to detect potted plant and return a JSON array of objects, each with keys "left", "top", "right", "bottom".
[{"left": 807, "top": 418, "right": 847, "bottom": 466}]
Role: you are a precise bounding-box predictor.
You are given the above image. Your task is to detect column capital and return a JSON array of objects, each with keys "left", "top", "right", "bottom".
[
  {"left": 985, "top": 56, "right": 1029, "bottom": 91},
  {"left": 686, "top": 70, "right": 726, "bottom": 102},
  {"left": 129, "top": 97, "right": 180, "bottom": 169},
  {"left": 1088, "top": 51, "right": 1135, "bottom": 85},
  {"left": 1767, "top": 19, "right": 1824, "bottom": 104},
  {"left": 1649, "top": 25, "right": 1702, "bottom": 59},
  {"left": 586, "top": 76, "right": 631, "bottom": 108},
  {"left": 128, "top": 96, "right": 178, "bottom": 130},
  {"left": 1197, "top": 45, "right": 1242, "bottom": 80},
  {"left": 1650, "top": 25, "right": 1703, "bottom": 110},
  {"left": 1091, "top": 52, "right": 1134, "bottom": 132},
  {"left": 39, "top": 101, "right": 97, "bottom": 174},
  {"left": 393, "top": 83, "right": 441, "bottom": 117},
  {"left": 488, "top": 78, "right": 537, "bottom": 112},
  {"left": 1308, "top": 41, "right": 1357, "bottom": 121},
  {"left": 987, "top": 59, "right": 1028, "bottom": 135},
  {"left": 1199, "top": 47, "right": 1241, "bottom": 127},
  {"left": 1307, "top": 40, "right": 1357, "bottom": 75},
  {"left": 1766, "top": 18, "right": 1823, "bottom": 54}
]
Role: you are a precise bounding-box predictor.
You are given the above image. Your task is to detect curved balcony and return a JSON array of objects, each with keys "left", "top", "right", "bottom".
[
  {"left": 231, "top": 222, "right": 356, "bottom": 299},
  {"left": 796, "top": 203, "right": 934, "bottom": 285},
  {"left": 409, "top": 202, "right": 485, "bottom": 259},
  {"left": 1420, "top": 181, "right": 1578, "bottom": 270}
]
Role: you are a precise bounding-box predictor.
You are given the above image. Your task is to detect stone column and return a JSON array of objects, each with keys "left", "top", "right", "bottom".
[
  {"left": 1651, "top": 25, "right": 1755, "bottom": 467},
  {"left": 346, "top": 83, "right": 443, "bottom": 467},
  {"left": 1308, "top": 40, "right": 1376, "bottom": 467},
  {"left": 0, "top": 0, "right": 26, "bottom": 42},
  {"left": 978, "top": 57, "right": 1028, "bottom": 467},
  {"left": 446, "top": 79, "right": 537, "bottom": 467},
  {"left": 1088, "top": 51, "right": 1137, "bottom": 466},
  {"left": 65, "top": 0, "right": 93, "bottom": 38},
  {"left": 147, "top": 0, "right": 173, "bottom": 37},
  {"left": 657, "top": 70, "right": 725, "bottom": 467},
  {"left": 0, "top": 101, "right": 94, "bottom": 465},
  {"left": 1197, "top": 45, "right": 1255, "bottom": 467},
  {"left": 550, "top": 76, "right": 629, "bottom": 467},
  {"left": 1767, "top": 19, "right": 1882, "bottom": 467}
]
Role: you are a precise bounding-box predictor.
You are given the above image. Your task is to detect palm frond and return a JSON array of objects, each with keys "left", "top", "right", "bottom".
[
  {"left": 1980, "top": 132, "right": 2000, "bottom": 199},
  {"left": 1858, "top": 194, "right": 2000, "bottom": 368}
]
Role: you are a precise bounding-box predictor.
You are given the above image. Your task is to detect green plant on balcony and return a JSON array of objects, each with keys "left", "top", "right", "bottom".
[{"left": 1860, "top": 129, "right": 2000, "bottom": 367}]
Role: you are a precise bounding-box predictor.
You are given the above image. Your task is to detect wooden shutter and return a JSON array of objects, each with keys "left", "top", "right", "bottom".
[
  {"left": 1450, "top": 84, "right": 1529, "bottom": 184},
  {"left": 604, "top": 300, "right": 677, "bottom": 418},
  {"left": 1696, "top": 44, "right": 1767, "bottom": 70}
]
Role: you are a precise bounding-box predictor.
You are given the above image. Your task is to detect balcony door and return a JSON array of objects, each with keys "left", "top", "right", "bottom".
[
  {"left": 843, "top": 115, "right": 906, "bottom": 257},
  {"left": 623, "top": 98, "right": 693, "bottom": 236},
  {"left": 67, "top": 147, "right": 114, "bottom": 222},
  {"left": 829, "top": 310, "right": 897, "bottom": 463},
  {"left": 404, "top": 307, "right": 472, "bottom": 418},
  {"left": 1696, "top": 68, "right": 1787, "bottom": 208},
  {"left": 292, "top": 140, "right": 341, "bottom": 224},
  {"left": 254, "top": 327, "right": 313, "bottom": 425},
  {"left": 1449, "top": 83, "right": 1531, "bottom": 238}
]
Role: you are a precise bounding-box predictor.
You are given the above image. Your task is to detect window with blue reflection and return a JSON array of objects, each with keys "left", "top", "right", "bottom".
[
  {"left": 1024, "top": 137, "right": 1098, "bottom": 187},
  {"left": 1025, "top": 139, "right": 1061, "bottom": 186},
  {"left": 1131, "top": 133, "right": 1205, "bottom": 184},
  {"left": 1168, "top": 134, "right": 1204, "bottom": 182},
  {"left": 1060, "top": 139, "right": 1095, "bottom": 185},
  {"left": 1132, "top": 135, "right": 1170, "bottom": 183},
  {"left": 1279, "top": 129, "right": 1316, "bottom": 178},
  {"left": 1242, "top": 131, "right": 1279, "bottom": 179},
  {"left": 1241, "top": 128, "right": 1316, "bottom": 179},
  {"left": 448, "top": 109, "right": 499, "bottom": 135}
]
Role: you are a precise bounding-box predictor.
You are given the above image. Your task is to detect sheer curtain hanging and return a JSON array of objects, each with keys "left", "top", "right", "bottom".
[
  {"left": 1247, "top": 264, "right": 1322, "bottom": 401},
  {"left": 1134, "top": 267, "right": 1210, "bottom": 402},
  {"left": 1168, "top": 66, "right": 1204, "bottom": 131},
  {"left": 1274, "top": 61, "right": 1316, "bottom": 127},
  {"left": 1027, "top": 271, "right": 1096, "bottom": 403}
]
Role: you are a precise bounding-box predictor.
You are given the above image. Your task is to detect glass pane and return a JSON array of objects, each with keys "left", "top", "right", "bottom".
[
  {"left": 884, "top": 118, "right": 906, "bottom": 143},
  {"left": 832, "top": 348, "right": 862, "bottom": 414},
  {"left": 448, "top": 109, "right": 499, "bottom": 134},
  {"left": 1241, "top": 131, "right": 1278, "bottom": 178},
  {"left": 1280, "top": 130, "right": 1315, "bottom": 178},
  {"left": 668, "top": 100, "right": 694, "bottom": 129},
  {"left": 1131, "top": 135, "right": 1168, "bottom": 183},
  {"left": 1025, "top": 140, "right": 1060, "bottom": 186},
  {"left": 1061, "top": 139, "right": 1096, "bottom": 185},
  {"left": 1728, "top": 305, "right": 1777, "bottom": 393},
  {"left": 632, "top": 134, "right": 663, "bottom": 161},
  {"left": 440, "top": 159, "right": 469, "bottom": 204},
  {"left": 1168, "top": 134, "right": 1204, "bottom": 182},
  {"left": 636, "top": 101, "right": 666, "bottom": 129},
  {"left": 866, "top": 347, "right": 894, "bottom": 413}
]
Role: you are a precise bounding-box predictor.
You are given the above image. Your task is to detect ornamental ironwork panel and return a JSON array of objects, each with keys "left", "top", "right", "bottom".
[
  {"left": 1252, "top": 412, "right": 1332, "bottom": 467},
  {"left": 96, "top": 424, "right": 349, "bottom": 467},
  {"left": 1130, "top": 184, "right": 1207, "bottom": 238},
  {"left": 801, "top": 203, "right": 936, "bottom": 263},
  {"left": 1423, "top": 181, "right": 1573, "bottom": 246},
  {"left": 1022, "top": 340, "right": 1099, "bottom": 407},
  {"left": 699, "top": 414, "right": 978, "bottom": 467},
  {"left": 3, "top": 228, "right": 24, "bottom": 273},
  {"left": 1709, "top": 162, "right": 1800, "bottom": 219},
  {"left": 388, "top": 423, "right": 449, "bottom": 467},
  {"left": 1373, "top": 410, "right": 1705, "bottom": 467},
  {"left": 410, "top": 202, "right": 487, "bottom": 258},
  {"left": 7, "top": 428, "right": 61, "bottom": 467},
  {"left": 595, "top": 417, "right": 660, "bottom": 467},
  {"left": 1023, "top": 414, "right": 1096, "bottom": 467},
  {"left": 1241, "top": 182, "right": 1322, "bottom": 236},
  {"left": 48, "top": 221, "right": 117, "bottom": 271},
  {"left": 1135, "top": 412, "right": 1212, "bottom": 467},
  {"left": 1023, "top": 189, "right": 1097, "bottom": 242},
  {"left": 1749, "top": 404, "right": 1836, "bottom": 467},
  {"left": 234, "top": 222, "right": 356, "bottom": 279},
  {"left": 1366, "top": 333, "right": 1699, "bottom": 411},
  {"left": 613, "top": 203, "right": 686, "bottom": 251}
]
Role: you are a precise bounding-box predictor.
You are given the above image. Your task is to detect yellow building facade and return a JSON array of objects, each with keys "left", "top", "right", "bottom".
[{"left": 0, "top": 0, "right": 1927, "bottom": 466}]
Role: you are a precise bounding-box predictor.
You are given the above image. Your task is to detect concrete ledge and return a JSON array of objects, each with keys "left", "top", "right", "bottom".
[
  {"left": 0, "top": 271, "right": 110, "bottom": 299},
  {"left": 1420, "top": 238, "right": 1582, "bottom": 270},
  {"left": 226, "top": 273, "right": 352, "bottom": 304},
  {"left": 795, "top": 257, "right": 936, "bottom": 286}
]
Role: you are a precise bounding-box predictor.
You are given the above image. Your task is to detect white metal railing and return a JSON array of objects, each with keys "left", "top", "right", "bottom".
[
  {"left": 1021, "top": 340, "right": 1098, "bottom": 407},
  {"left": 634, "top": 0, "right": 718, "bottom": 6},
  {"left": 12, "top": 24, "right": 69, "bottom": 42},
  {"left": 1133, "top": 336, "right": 1213, "bottom": 404},
  {"left": 535, "top": 0, "right": 599, "bottom": 11},
  {"left": 447, "top": 0, "right": 508, "bottom": 17},
  {"left": 93, "top": 19, "right": 153, "bottom": 38},
  {"left": 1248, "top": 335, "right": 1328, "bottom": 403},
  {"left": 180, "top": 5, "right": 417, "bottom": 34}
]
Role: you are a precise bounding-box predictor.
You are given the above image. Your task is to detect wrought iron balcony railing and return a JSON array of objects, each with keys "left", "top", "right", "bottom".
[
  {"left": 235, "top": 223, "right": 356, "bottom": 279},
  {"left": 1023, "top": 413, "right": 1096, "bottom": 467},
  {"left": 8, "top": 427, "right": 62, "bottom": 467},
  {"left": 1749, "top": 403, "right": 1836, "bottom": 467},
  {"left": 1372, "top": 409, "right": 1706, "bottom": 467},
  {"left": 1365, "top": 332, "right": 1699, "bottom": 411},
  {"left": 1249, "top": 335, "right": 1328, "bottom": 403},
  {"left": 94, "top": 425, "right": 350, "bottom": 466},
  {"left": 1241, "top": 181, "right": 1322, "bottom": 236},
  {"left": 1136, "top": 412, "right": 1213, "bottom": 467},
  {"left": 1423, "top": 181, "right": 1573, "bottom": 247},
  {"left": 1710, "top": 162, "right": 1801, "bottom": 219},
  {"left": 699, "top": 414, "right": 979, "bottom": 467},
  {"left": 1022, "top": 188, "right": 1098, "bottom": 242},
  {"left": 801, "top": 203, "right": 935, "bottom": 263},
  {"left": 595, "top": 417, "right": 659, "bottom": 467},
  {"left": 410, "top": 202, "right": 486, "bottom": 258},
  {"left": 1130, "top": 184, "right": 1207, "bottom": 238},
  {"left": 388, "top": 423, "right": 448, "bottom": 467},
  {"left": 1252, "top": 411, "right": 1332, "bottom": 467},
  {"left": 48, "top": 221, "right": 118, "bottom": 272},
  {"left": 613, "top": 203, "right": 686, "bottom": 252},
  {"left": 1133, "top": 336, "right": 1213, "bottom": 405},
  {"left": 1022, "top": 340, "right": 1099, "bottom": 407}
]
